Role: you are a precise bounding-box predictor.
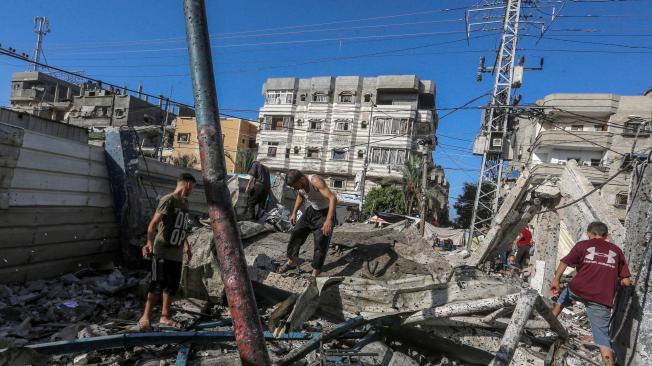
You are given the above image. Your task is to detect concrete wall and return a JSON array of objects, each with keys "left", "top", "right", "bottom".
[{"left": 0, "top": 122, "right": 119, "bottom": 283}]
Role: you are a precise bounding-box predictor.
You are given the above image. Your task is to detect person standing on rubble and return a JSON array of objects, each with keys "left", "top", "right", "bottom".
[
  {"left": 138, "top": 173, "right": 196, "bottom": 330},
  {"left": 244, "top": 160, "right": 271, "bottom": 221},
  {"left": 550, "top": 221, "right": 632, "bottom": 366},
  {"left": 513, "top": 225, "right": 533, "bottom": 270},
  {"left": 277, "top": 169, "right": 338, "bottom": 280}
]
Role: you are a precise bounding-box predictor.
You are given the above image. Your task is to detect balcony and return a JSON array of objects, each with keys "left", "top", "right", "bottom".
[
  {"left": 535, "top": 130, "right": 612, "bottom": 151},
  {"left": 10, "top": 89, "right": 39, "bottom": 101},
  {"left": 530, "top": 163, "right": 610, "bottom": 184},
  {"left": 542, "top": 94, "right": 619, "bottom": 117}
]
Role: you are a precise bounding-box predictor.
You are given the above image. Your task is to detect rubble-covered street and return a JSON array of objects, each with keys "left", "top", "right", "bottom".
[{"left": 0, "top": 219, "right": 605, "bottom": 365}]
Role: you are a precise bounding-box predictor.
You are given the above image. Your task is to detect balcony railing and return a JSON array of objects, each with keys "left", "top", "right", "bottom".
[{"left": 535, "top": 130, "right": 612, "bottom": 150}]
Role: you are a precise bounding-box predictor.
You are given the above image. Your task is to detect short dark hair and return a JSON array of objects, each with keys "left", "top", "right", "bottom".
[
  {"left": 587, "top": 221, "right": 608, "bottom": 237},
  {"left": 285, "top": 169, "right": 304, "bottom": 187},
  {"left": 179, "top": 173, "right": 197, "bottom": 184}
]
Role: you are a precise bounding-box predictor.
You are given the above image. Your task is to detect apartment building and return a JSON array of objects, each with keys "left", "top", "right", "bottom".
[
  {"left": 510, "top": 92, "right": 652, "bottom": 220},
  {"left": 255, "top": 75, "right": 437, "bottom": 198},
  {"left": 172, "top": 116, "right": 257, "bottom": 172},
  {"left": 9, "top": 71, "right": 80, "bottom": 122}
]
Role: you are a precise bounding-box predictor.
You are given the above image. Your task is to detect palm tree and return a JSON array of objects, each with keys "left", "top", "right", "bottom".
[
  {"left": 402, "top": 154, "right": 423, "bottom": 215},
  {"left": 235, "top": 148, "right": 258, "bottom": 173}
]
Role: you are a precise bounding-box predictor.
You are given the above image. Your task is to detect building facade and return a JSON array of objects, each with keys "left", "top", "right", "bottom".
[
  {"left": 510, "top": 92, "right": 652, "bottom": 220},
  {"left": 255, "top": 75, "right": 437, "bottom": 198},
  {"left": 9, "top": 72, "right": 80, "bottom": 122},
  {"left": 171, "top": 116, "right": 258, "bottom": 173}
]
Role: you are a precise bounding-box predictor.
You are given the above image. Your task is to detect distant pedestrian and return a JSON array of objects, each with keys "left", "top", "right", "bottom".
[
  {"left": 550, "top": 221, "right": 632, "bottom": 366},
  {"left": 277, "top": 169, "right": 337, "bottom": 280},
  {"left": 244, "top": 160, "right": 271, "bottom": 221},
  {"left": 513, "top": 226, "right": 533, "bottom": 269},
  {"left": 138, "top": 173, "right": 196, "bottom": 330}
]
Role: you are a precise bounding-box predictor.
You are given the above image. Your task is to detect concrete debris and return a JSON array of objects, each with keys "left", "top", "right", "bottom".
[{"left": 0, "top": 220, "right": 613, "bottom": 365}]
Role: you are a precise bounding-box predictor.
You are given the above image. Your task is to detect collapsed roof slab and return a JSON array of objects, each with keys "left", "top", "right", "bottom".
[{"left": 558, "top": 160, "right": 625, "bottom": 246}]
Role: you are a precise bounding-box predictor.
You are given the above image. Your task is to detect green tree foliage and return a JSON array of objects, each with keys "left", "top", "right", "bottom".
[
  {"left": 453, "top": 182, "right": 493, "bottom": 228},
  {"left": 235, "top": 148, "right": 258, "bottom": 174},
  {"left": 362, "top": 186, "right": 407, "bottom": 217},
  {"left": 172, "top": 154, "right": 198, "bottom": 168}
]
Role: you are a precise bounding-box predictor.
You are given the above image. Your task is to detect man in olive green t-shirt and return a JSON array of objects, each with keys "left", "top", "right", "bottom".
[{"left": 138, "top": 173, "right": 196, "bottom": 330}]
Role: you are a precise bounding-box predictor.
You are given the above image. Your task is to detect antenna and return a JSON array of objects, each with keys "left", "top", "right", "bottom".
[{"left": 33, "top": 16, "right": 50, "bottom": 71}]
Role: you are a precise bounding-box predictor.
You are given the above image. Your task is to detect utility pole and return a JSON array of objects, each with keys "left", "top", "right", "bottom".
[
  {"left": 183, "top": 1, "right": 271, "bottom": 365},
  {"left": 419, "top": 138, "right": 434, "bottom": 236},
  {"left": 358, "top": 98, "right": 374, "bottom": 215},
  {"left": 465, "top": 0, "right": 544, "bottom": 249},
  {"left": 33, "top": 16, "right": 50, "bottom": 71},
  {"left": 157, "top": 97, "right": 171, "bottom": 161}
]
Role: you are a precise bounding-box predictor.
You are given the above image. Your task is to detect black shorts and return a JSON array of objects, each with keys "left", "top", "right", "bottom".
[{"left": 148, "top": 258, "right": 182, "bottom": 296}]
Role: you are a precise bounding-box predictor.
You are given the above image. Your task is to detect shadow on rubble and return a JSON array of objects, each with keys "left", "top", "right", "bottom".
[{"left": 320, "top": 242, "right": 399, "bottom": 279}]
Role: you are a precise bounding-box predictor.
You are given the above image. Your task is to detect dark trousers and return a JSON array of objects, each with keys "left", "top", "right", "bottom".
[
  {"left": 514, "top": 245, "right": 531, "bottom": 269},
  {"left": 246, "top": 184, "right": 268, "bottom": 221},
  {"left": 287, "top": 206, "right": 335, "bottom": 270}
]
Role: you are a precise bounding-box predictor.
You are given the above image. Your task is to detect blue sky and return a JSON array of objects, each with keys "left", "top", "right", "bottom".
[{"left": 1, "top": 0, "right": 650, "bottom": 218}]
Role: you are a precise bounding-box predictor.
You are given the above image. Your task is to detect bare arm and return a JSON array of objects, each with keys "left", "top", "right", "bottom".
[
  {"left": 621, "top": 277, "right": 632, "bottom": 287},
  {"left": 311, "top": 176, "right": 338, "bottom": 235},
  {"left": 143, "top": 212, "right": 163, "bottom": 257},
  {"left": 245, "top": 176, "right": 255, "bottom": 193},
  {"left": 291, "top": 194, "right": 304, "bottom": 217},
  {"left": 550, "top": 261, "right": 569, "bottom": 296}
]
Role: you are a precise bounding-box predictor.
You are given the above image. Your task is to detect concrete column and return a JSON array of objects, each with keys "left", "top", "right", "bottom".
[{"left": 529, "top": 209, "right": 560, "bottom": 295}]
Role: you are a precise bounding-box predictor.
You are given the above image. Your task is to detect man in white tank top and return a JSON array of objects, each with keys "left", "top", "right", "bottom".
[{"left": 277, "top": 169, "right": 338, "bottom": 279}]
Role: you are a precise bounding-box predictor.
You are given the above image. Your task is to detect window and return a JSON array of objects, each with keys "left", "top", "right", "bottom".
[
  {"left": 334, "top": 120, "right": 350, "bottom": 131},
  {"left": 308, "top": 119, "right": 322, "bottom": 130},
  {"left": 370, "top": 147, "right": 407, "bottom": 166},
  {"left": 570, "top": 125, "right": 583, "bottom": 131},
  {"left": 248, "top": 139, "right": 257, "bottom": 149},
  {"left": 567, "top": 157, "right": 581, "bottom": 164},
  {"left": 339, "top": 93, "right": 353, "bottom": 103},
  {"left": 306, "top": 148, "right": 320, "bottom": 158},
  {"left": 594, "top": 124, "right": 607, "bottom": 132},
  {"left": 294, "top": 146, "right": 300, "bottom": 155},
  {"left": 330, "top": 179, "right": 345, "bottom": 189},
  {"left": 300, "top": 94, "right": 306, "bottom": 102},
  {"left": 265, "top": 90, "right": 294, "bottom": 104},
  {"left": 263, "top": 115, "right": 293, "bottom": 131},
  {"left": 332, "top": 149, "right": 346, "bottom": 161},
  {"left": 313, "top": 92, "right": 329, "bottom": 103},
  {"left": 285, "top": 148, "right": 290, "bottom": 158},
  {"left": 371, "top": 117, "right": 410, "bottom": 135},
  {"left": 624, "top": 122, "right": 651, "bottom": 135},
  {"left": 13, "top": 84, "right": 19, "bottom": 90},
  {"left": 364, "top": 94, "right": 371, "bottom": 103},
  {"left": 177, "top": 133, "right": 190, "bottom": 143},
  {"left": 115, "top": 109, "right": 125, "bottom": 118},
  {"left": 267, "top": 147, "right": 277, "bottom": 157},
  {"left": 615, "top": 192, "right": 628, "bottom": 209},
  {"left": 590, "top": 159, "right": 602, "bottom": 167},
  {"left": 357, "top": 150, "right": 364, "bottom": 158}
]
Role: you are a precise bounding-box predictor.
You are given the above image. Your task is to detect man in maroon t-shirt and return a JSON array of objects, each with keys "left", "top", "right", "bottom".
[
  {"left": 550, "top": 221, "right": 632, "bottom": 366},
  {"left": 513, "top": 226, "right": 533, "bottom": 270}
]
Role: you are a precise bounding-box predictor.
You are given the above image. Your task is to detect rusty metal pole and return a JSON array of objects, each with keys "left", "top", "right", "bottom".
[{"left": 182, "top": 1, "right": 271, "bottom": 365}]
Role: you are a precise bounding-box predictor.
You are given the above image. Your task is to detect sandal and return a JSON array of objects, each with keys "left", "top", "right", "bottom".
[
  {"left": 158, "top": 319, "right": 183, "bottom": 329},
  {"left": 277, "top": 262, "right": 298, "bottom": 274},
  {"left": 129, "top": 319, "right": 152, "bottom": 332}
]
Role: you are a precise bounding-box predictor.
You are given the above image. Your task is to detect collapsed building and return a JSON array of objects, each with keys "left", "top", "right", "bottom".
[{"left": 2, "top": 90, "right": 652, "bottom": 365}]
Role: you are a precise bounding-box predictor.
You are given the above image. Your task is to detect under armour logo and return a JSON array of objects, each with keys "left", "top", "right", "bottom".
[{"left": 585, "top": 246, "right": 617, "bottom": 264}]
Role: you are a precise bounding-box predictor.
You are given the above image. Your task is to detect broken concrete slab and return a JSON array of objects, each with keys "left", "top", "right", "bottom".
[{"left": 359, "top": 341, "right": 419, "bottom": 366}]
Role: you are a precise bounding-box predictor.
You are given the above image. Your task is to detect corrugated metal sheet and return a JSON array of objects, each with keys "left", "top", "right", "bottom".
[{"left": 0, "top": 123, "right": 118, "bottom": 283}]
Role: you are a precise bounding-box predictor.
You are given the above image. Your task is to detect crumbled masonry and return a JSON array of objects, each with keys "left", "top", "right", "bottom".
[{"left": 0, "top": 216, "right": 609, "bottom": 365}]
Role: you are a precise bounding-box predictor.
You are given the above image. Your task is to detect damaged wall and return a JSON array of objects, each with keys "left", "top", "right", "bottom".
[{"left": 0, "top": 122, "right": 119, "bottom": 283}]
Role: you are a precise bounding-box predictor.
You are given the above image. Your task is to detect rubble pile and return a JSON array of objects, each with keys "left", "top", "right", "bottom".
[{"left": 0, "top": 221, "right": 607, "bottom": 365}]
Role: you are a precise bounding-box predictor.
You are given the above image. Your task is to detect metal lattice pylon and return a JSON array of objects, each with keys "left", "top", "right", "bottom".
[{"left": 467, "top": 0, "right": 524, "bottom": 247}]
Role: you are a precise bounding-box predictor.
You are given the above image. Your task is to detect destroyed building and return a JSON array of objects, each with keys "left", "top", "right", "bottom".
[
  {"left": 509, "top": 92, "right": 652, "bottom": 220},
  {"left": 255, "top": 75, "right": 438, "bottom": 198},
  {"left": 9, "top": 71, "right": 80, "bottom": 122}
]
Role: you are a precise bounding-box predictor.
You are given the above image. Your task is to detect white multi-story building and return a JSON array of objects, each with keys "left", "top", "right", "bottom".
[
  {"left": 510, "top": 92, "right": 652, "bottom": 220},
  {"left": 255, "top": 75, "right": 437, "bottom": 199}
]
